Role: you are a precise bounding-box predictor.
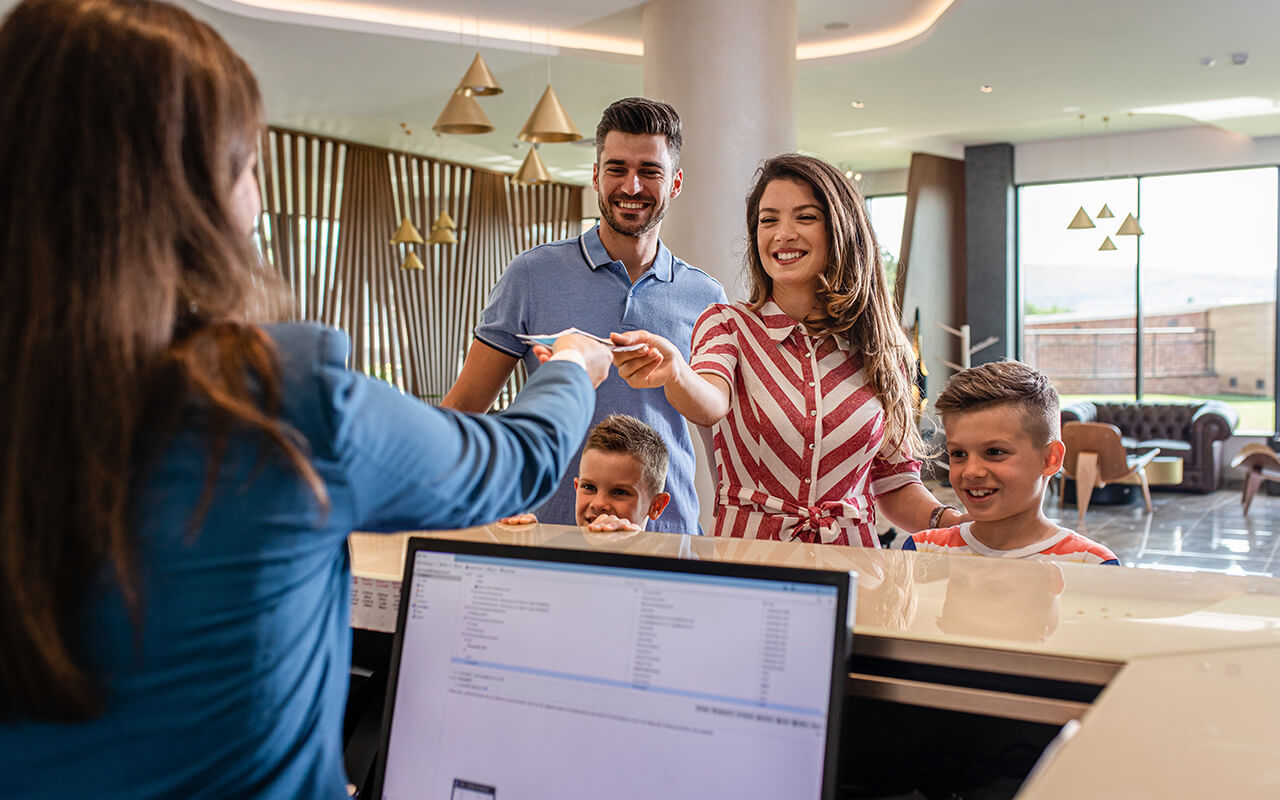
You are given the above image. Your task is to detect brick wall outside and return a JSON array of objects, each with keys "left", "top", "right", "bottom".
[{"left": 1024, "top": 301, "right": 1272, "bottom": 397}]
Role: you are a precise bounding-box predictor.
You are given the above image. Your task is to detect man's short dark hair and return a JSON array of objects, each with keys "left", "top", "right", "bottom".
[
  {"left": 595, "top": 97, "right": 682, "bottom": 166},
  {"left": 934, "top": 361, "right": 1060, "bottom": 445}
]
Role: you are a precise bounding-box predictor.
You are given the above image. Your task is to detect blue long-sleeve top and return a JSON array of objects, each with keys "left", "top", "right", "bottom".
[{"left": 0, "top": 323, "right": 594, "bottom": 798}]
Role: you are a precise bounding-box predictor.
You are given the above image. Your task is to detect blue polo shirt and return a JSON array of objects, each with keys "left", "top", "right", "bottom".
[{"left": 474, "top": 224, "right": 726, "bottom": 534}]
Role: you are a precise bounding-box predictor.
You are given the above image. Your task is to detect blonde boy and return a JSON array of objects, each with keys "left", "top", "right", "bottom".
[
  {"left": 904, "top": 362, "right": 1119, "bottom": 565},
  {"left": 573, "top": 414, "right": 671, "bottom": 531},
  {"left": 500, "top": 414, "right": 671, "bottom": 532}
]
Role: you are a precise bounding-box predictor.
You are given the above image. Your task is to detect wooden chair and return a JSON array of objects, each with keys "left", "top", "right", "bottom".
[
  {"left": 1061, "top": 421, "right": 1161, "bottom": 521},
  {"left": 1229, "top": 444, "right": 1280, "bottom": 515}
]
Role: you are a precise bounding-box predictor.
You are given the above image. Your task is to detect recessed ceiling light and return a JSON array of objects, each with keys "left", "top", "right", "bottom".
[
  {"left": 844, "top": 170, "right": 854, "bottom": 179},
  {"left": 853, "top": 172, "right": 863, "bottom": 181},
  {"left": 1199, "top": 56, "right": 1216, "bottom": 67},
  {"left": 1062, "top": 105, "right": 1080, "bottom": 113},
  {"left": 1231, "top": 52, "right": 1248, "bottom": 66},
  {"left": 823, "top": 21, "right": 850, "bottom": 31},
  {"left": 850, "top": 100, "right": 865, "bottom": 109},
  {"left": 980, "top": 84, "right": 993, "bottom": 93}
]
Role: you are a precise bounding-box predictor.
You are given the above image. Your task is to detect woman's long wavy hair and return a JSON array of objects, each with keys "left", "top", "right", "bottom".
[
  {"left": 0, "top": 0, "right": 323, "bottom": 720},
  {"left": 744, "top": 154, "right": 925, "bottom": 460}
]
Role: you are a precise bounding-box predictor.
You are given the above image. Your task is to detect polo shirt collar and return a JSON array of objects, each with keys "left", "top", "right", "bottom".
[
  {"left": 581, "top": 223, "right": 674, "bottom": 282},
  {"left": 759, "top": 299, "right": 853, "bottom": 354}
]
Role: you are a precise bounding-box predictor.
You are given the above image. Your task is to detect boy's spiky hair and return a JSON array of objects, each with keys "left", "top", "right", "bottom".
[{"left": 935, "top": 361, "right": 1059, "bottom": 445}]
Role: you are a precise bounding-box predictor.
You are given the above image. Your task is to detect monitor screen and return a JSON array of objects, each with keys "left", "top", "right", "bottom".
[{"left": 378, "top": 546, "right": 848, "bottom": 800}]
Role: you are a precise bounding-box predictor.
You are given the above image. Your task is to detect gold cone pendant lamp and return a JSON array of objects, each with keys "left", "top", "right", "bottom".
[
  {"left": 1098, "top": 236, "right": 1117, "bottom": 251},
  {"left": 513, "top": 146, "right": 552, "bottom": 186},
  {"left": 1067, "top": 206, "right": 1095, "bottom": 229},
  {"left": 518, "top": 85, "right": 582, "bottom": 143},
  {"left": 433, "top": 91, "right": 493, "bottom": 135},
  {"left": 1115, "top": 213, "right": 1144, "bottom": 236},
  {"left": 390, "top": 217, "right": 424, "bottom": 245},
  {"left": 456, "top": 53, "right": 502, "bottom": 96},
  {"left": 427, "top": 211, "right": 458, "bottom": 245},
  {"left": 400, "top": 250, "right": 425, "bottom": 270},
  {"left": 1096, "top": 204, "right": 1115, "bottom": 219}
]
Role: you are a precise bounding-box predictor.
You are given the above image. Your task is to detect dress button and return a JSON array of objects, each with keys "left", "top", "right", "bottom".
[
  {"left": 804, "top": 477, "right": 811, "bottom": 483},
  {"left": 808, "top": 381, "right": 815, "bottom": 387},
  {"left": 810, "top": 410, "right": 817, "bottom": 417},
  {"left": 808, "top": 443, "right": 815, "bottom": 450}
]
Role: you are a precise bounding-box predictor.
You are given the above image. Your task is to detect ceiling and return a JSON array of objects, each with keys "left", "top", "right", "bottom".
[{"left": 13, "top": 0, "right": 1280, "bottom": 181}]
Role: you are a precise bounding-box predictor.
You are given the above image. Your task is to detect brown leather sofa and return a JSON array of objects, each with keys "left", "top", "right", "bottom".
[{"left": 1060, "top": 401, "right": 1239, "bottom": 492}]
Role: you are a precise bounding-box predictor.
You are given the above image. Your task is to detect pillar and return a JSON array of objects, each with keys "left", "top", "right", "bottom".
[{"left": 642, "top": 0, "right": 797, "bottom": 300}]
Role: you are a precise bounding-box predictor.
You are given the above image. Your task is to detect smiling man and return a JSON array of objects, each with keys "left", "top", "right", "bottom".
[{"left": 442, "top": 98, "right": 726, "bottom": 534}]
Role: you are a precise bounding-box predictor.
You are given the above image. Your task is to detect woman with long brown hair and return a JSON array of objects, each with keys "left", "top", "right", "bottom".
[
  {"left": 0, "top": 0, "right": 609, "bottom": 795},
  {"left": 614, "top": 154, "right": 964, "bottom": 545}
]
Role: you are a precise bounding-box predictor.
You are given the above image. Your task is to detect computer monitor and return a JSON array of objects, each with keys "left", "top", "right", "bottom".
[{"left": 373, "top": 537, "right": 855, "bottom": 800}]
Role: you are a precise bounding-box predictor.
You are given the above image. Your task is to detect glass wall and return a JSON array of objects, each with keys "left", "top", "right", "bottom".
[
  {"left": 1138, "top": 168, "right": 1277, "bottom": 432},
  {"left": 867, "top": 193, "right": 906, "bottom": 287},
  {"left": 1020, "top": 178, "right": 1140, "bottom": 403},
  {"left": 1018, "top": 168, "right": 1277, "bottom": 433}
]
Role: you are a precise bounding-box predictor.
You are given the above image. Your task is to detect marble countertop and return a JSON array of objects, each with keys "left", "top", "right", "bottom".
[{"left": 349, "top": 524, "right": 1280, "bottom": 798}]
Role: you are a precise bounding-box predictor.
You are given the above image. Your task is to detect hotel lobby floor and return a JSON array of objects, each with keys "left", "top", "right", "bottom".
[{"left": 926, "top": 482, "right": 1280, "bottom": 576}]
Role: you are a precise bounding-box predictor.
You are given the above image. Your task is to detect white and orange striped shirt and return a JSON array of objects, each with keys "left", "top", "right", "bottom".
[
  {"left": 690, "top": 301, "right": 921, "bottom": 546},
  {"left": 903, "top": 523, "right": 1120, "bottom": 565}
]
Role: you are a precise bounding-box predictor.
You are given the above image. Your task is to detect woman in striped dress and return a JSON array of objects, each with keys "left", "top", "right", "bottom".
[{"left": 612, "top": 154, "right": 964, "bottom": 545}]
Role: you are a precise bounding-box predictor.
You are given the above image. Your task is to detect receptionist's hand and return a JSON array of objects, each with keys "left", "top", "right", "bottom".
[{"left": 536, "top": 334, "right": 613, "bottom": 388}]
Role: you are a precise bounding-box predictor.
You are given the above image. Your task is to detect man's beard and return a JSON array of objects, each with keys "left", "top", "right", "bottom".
[{"left": 598, "top": 193, "right": 666, "bottom": 238}]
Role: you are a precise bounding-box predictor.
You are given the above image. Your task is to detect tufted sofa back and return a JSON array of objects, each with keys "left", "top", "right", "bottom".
[{"left": 1093, "top": 403, "right": 1195, "bottom": 441}]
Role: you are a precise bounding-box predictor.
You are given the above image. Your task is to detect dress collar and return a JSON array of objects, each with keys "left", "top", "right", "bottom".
[
  {"left": 757, "top": 299, "right": 852, "bottom": 354},
  {"left": 581, "top": 223, "right": 673, "bottom": 282}
]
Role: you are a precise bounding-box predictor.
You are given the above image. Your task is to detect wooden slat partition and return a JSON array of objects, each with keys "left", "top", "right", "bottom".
[{"left": 256, "top": 127, "right": 582, "bottom": 406}]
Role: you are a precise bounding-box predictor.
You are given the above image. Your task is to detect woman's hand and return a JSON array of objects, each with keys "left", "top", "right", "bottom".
[
  {"left": 610, "top": 330, "right": 683, "bottom": 389},
  {"left": 532, "top": 334, "right": 613, "bottom": 388}
]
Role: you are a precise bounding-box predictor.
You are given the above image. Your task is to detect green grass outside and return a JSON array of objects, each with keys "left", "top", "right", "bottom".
[{"left": 1060, "top": 393, "right": 1275, "bottom": 435}]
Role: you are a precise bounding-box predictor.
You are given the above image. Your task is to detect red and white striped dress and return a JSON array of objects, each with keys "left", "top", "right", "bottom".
[{"left": 690, "top": 301, "right": 921, "bottom": 546}]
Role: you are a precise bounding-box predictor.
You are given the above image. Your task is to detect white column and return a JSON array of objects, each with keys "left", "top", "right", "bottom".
[
  {"left": 643, "top": 0, "right": 797, "bottom": 300},
  {"left": 643, "top": 0, "right": 797, "bottom": 533}
]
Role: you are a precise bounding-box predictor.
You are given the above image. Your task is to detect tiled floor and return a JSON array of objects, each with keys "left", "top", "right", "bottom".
[{"left": 923, "top": 481, "right": 1280, "bottom": 576}]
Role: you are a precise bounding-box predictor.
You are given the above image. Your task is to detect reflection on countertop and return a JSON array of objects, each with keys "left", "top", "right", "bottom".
[{"left": 350, "top": 522, "right": 1280, "bottom": 662}]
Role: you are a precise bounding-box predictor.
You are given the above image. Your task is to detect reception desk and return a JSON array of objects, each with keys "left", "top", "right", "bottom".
[{"left": 349, "top": 524, "right": 1280, "bottom": 798}]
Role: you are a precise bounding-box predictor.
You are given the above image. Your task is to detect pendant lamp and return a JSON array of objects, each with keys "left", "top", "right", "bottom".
[
  {"left": 1115, "top": 213, "right": 1144, "bottom": 236},
  {"left": 513, "top": 146, "right": 552, "bottom": 186},
  {"left": 433, "top": 91, "right": 493, "bottom": 135},
  {"left": 400, "top": 250, "right": 425, "bottom": 270},
  {"left": 1098, "top": 236, "right": 1117, "bottom": 251},
  {"left": 390, "top": 217, "right": 424, "bottom": 245},
  {"left": 518, "top": 85, "right": 582, "bottom": 143},
  {"left": 1067, "top": 207, "right": 1095, "bottom": 229},
  {"left": 1096, "top": 204, "right": 1115, "bottom": 219},
  {"left": 427, "top": 211, "right": 458, "bottom": 245},
  {"left": 456, "top": 53, "right": 502, "bottom": 96}
]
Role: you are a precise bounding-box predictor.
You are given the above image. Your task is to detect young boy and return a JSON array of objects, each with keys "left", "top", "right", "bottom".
[
  {"left": 500, "top": 414, "right": 671, "bottom": 532},
  {"left": 903, "top": 362, "right": 1119, "bottom": 565}
]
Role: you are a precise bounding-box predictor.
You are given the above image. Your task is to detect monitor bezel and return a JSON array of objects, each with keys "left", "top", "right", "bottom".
[{"left": 372, "top": 535, "right": 853, "bottom": 800}]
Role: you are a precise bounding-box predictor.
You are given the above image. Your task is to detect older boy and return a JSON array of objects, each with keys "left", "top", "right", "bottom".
[
  {"left": 501, "top": 414, "right": 671, "bottom": 532},
  {"left": 903, "top": 362, "right": 1119, "bottom": 565}
]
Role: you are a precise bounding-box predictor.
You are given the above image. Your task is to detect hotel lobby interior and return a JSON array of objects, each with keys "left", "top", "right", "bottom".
[{"left": 14, "top": 0, "right": 1280, "bottom": 798}]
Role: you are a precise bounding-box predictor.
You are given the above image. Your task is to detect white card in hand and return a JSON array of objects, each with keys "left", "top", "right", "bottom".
[{"left": 517, "top": 327, "right": 646, "bottom": 352}]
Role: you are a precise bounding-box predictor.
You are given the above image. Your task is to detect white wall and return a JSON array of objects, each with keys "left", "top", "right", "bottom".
[{"left": 1015, "top": 125, "right": 1280, "bottom": 185}]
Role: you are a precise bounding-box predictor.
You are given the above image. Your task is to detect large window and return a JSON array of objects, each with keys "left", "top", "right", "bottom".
[
  {"left": 867, "top": 193, "right": 906, "bottom": 287},
  {"left": 1019, "top": 168, "right": 1277, "bottom": 433}
]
